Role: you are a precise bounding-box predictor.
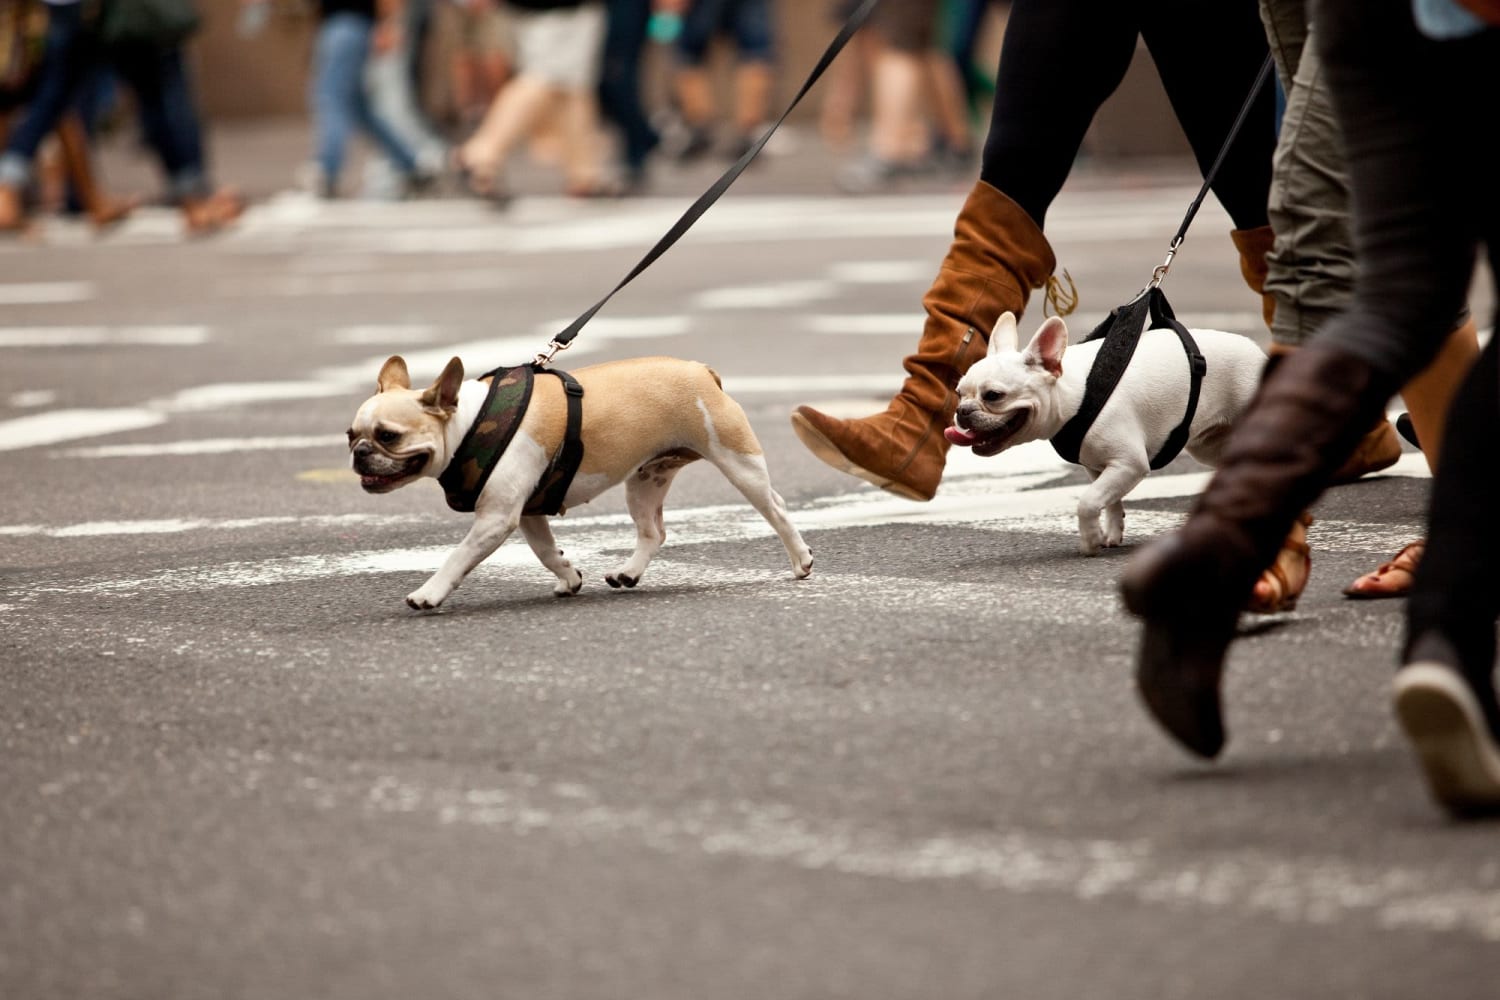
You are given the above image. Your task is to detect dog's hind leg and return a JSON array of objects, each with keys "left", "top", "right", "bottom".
[
  {"left": 519, "top": 516, "right": 584, "bottom": 596},
  {"left": 607, "top": 459, "right": 688, "bottom": 589},
  {"left": 706, "top": 447, "right": 814, "bottom": 579}
]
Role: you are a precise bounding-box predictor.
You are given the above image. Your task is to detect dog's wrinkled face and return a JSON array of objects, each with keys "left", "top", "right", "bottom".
[
  {"left": 946, "top": 312, "right": 1068, "bottom": 457},
  {"left": 348, "top": 355, "right": 464, "bottom": 493}
]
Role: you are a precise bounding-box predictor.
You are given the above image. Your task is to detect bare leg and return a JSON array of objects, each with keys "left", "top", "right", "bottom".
[{"left": 459, "top": 73, "right": 558, "bottom": 185}]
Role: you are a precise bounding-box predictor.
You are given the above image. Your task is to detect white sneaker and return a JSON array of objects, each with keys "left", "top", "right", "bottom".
[{"left": 1393, "top": 661, "right": 1500, "bottom": 817}]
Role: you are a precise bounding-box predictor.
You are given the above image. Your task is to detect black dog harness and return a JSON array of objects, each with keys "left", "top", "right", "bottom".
[
  {"left": 1049, "top": 286, "right": 1206, "bottom": 471},
  {"left": 437, "top": 364, "right": 585, "bottom": 516}
]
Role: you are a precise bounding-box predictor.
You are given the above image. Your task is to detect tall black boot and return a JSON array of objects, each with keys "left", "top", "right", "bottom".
[{"left": 1120, "top": 343, "right": 1400, "bottom": 758}]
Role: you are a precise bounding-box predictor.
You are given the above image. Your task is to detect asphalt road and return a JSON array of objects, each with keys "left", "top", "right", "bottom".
[{"left": 3, "top": 159, "right": 1498, "bottom": 998}]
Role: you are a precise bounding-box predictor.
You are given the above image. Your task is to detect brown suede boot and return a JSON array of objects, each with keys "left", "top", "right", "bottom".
[
  {"left": 0, "top": 183, "right": 25, "bottom": 233},
  {"left": 1119, "top": 344, "right": 1400, "bottom": 758},
  {"left": 791, "top": 181, "right": 1056, "bottom": 500},
  {"left": 1230, "top": 225, "right": 1276, "bottom": 329}
]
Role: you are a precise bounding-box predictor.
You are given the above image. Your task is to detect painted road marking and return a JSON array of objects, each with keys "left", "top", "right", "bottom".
[
  {"left": 350, "top": 772, "right": 1500, "bottom": 942},
  {"left": 0, "top": 325, "right": 210, "bottom": 347},
  {"left": 0, "top": 281, "right": 95, "bottom": 305},
  {"left": 56, "top": 435, "right": 341, "bottom": 458},
  {"left": 5, "top": 445, "right": 1432, "bottom": 595}
]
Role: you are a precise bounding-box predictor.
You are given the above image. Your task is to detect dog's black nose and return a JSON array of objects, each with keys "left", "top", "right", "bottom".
[{"left": 352, "top": 441, "right": 373, "bottom": 459}]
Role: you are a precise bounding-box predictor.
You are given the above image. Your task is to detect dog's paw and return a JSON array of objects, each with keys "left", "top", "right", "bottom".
[
  {"left": 1077, "top": 533, "right": 1103, "bottom": 557},
  {"left": 605, "top": 572, "right": 639, "bottom": 589},
  {"left": 406, "top": 583, "right": 449, "bottom": 610},
  {"left": 554, "top": 568, "right": 584, "bottom": 597}
]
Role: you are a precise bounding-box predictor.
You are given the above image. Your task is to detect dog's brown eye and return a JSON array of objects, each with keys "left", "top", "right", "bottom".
[
  {"left": 376, "top": 428, "right": 401, "bottom": 446},
  {"left": 345, "top": 428, "right": 356, "bottom": 444},
  {"left": 982, "top": 389, "right": 1006, "bottom": 404}
]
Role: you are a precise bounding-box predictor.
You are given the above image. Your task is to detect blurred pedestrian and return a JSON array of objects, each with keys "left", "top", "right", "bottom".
[
  {"left": 1120, "top": 0, "right": 1500, "bottom": 809},
  {"left": 367, "top": 0, "right": 448, "bottom": 178},
  {"left": 665, "top": 0, "right": 774, "bottom": 162},
  {"left": 597, "top": 0, "right": 657, "bottom": 191},
  {"left": 446, "top": 0, "right": 511, "bottom": 129},
  {"left": 1, "top": 0, "right": 235, "bottom": 234},
  {"left": 308, "top": 0, "right": 432, "bottom": 199},
  {"left": 453, "top": 0, "right": 611, "bottom": 200},
  {"left": 1242, "top": 0, "right": 1481, "bottom": 612},
  {"left": 835, "top": 0, "right": 974, "bottom": 193}
]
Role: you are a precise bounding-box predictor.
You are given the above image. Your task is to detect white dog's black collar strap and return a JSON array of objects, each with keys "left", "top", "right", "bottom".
[{"left": 1050, "top": 287, "right": 1206, "bottom": 470}]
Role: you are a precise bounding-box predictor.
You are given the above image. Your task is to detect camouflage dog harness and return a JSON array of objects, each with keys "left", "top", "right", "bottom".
[{"left": 437, "top": 364, "right": 585, "bottom": 517}]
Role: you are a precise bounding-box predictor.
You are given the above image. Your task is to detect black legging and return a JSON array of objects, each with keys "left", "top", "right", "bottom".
[{"left": 978, "top": 0, "right": 1275, "bottom": 232}]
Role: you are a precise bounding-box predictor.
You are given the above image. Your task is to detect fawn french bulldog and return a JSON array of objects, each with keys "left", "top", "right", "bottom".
[
  {"left": 944, "top": 311, "right": 1265, "bottom": 554},
  {"left": 349, "top": 355, "right": 813, "bottom": 609}
]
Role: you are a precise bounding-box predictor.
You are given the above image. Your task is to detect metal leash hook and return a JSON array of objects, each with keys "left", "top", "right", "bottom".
[
  {"left": 1149, "top": 234, "right": 1184, "bottom": 290},
  {"left": 533, "top": 338, "right": 571, "bottom": 368}
]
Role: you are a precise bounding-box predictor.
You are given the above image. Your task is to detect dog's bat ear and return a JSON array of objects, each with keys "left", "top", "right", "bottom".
[
  {"left": 419, "top": 356, "right": 465, "bottom": 415},
  {"left": 1024, "top": 317, "right": 1068, "bottom": 377},
  {"left": 990, "top": 312, "right": 1019, "bottom": 356},
  {"left": 377, "top": 356, "right": 411, "bottom": 392}
]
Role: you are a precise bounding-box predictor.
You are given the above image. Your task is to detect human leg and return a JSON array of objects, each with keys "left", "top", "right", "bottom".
[
  {"left": 1122, "top": 0, "right": 1489, "bottom": 758},
  {"left": 1395, "top": 325, "right": 1500, "bottom": 815},
  {"left": 726, "top": 0, "right": 773, "bottom": 152},
  {"left": 670, "top": 0, "right": 725, "bottom": 159},
  {"left": 310, "top": 13, "right": 370, "bottom": 192},
  {"left": 795, "top": 0, "right": 1138, "bottom": 498},
  {"left": 1, "top": 2, "right": 93, "bottom": 227},
  {"left": 598, "top": 0, "right": 658, "bottom": 181}
]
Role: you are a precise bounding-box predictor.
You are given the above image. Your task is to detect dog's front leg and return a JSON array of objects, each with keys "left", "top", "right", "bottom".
[
  {"left": 1078, "top": 463, "right": 1146, "bottom": 555},
  {"left": 407, "top": 510, "right": 520, "bottom": 610}
]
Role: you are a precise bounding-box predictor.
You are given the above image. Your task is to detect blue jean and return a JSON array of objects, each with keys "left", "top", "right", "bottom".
[
  {"left": 676, "top": 0, "right": 774, "bottom": 64},
  {"left": 311, "top": 12, "right": 417, "bottom": 184},
  {"left": 0, "top": 1, "right": 93, "bottom": 188},
  {"left": 599, "top": 0, "right": 658, "bottom": 172},
  {"left": 112, "top": 43, "right": 210, "bottom": 201}
]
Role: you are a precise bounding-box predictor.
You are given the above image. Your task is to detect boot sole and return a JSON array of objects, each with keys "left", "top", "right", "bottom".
[
  {"left": 789, "top": 411, "right": 932, "bottom": 502},
  {"left": 1393, "top": 663, "right": 1500, "bottom": 817}
]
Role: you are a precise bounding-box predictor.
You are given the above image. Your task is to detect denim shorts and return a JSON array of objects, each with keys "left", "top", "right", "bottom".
[{"left": 677, "top": 0, "right": 774, "bottom": 64}]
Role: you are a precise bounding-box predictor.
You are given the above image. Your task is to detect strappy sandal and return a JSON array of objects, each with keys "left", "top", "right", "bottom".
[
  {"left": 451, "top": 147, "right": 510, "bottom": 206},
  {"left": 1247, "top": 512, "right": 1313, "bottom": 614},
  {"left": 1344, "top": 539, "right": 1424, "bottom": 599}
]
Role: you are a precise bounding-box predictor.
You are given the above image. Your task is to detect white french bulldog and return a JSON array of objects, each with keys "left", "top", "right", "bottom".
[
  {"left": 944, "top": 311, "right": 1265, "bottom": 554},
  {"left": 349, "top": 355, "right": 813, "bottom": 609}
]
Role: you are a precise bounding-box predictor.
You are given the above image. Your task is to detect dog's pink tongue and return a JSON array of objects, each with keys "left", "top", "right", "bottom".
[{"left": 944, "top": 426, "right": 979, "bottom": 446}]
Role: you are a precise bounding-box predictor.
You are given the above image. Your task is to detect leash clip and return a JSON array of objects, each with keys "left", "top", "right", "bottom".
[
  {"left": 1149, "top": 235, "right": 1185, "bottom": 290},
  {"left": 533, "top": 338, "right": 571, "bottom": 368}
]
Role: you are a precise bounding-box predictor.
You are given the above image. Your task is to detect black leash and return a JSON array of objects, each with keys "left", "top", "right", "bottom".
[
  {"left": 1051, "top": 51, "right": 1274, "bottom": 469},
  {"left": 1138, "top": 52, "right": 1275, "bottom": 295},
  {"left": 532, "top": 0, "right": 884, "bottom": 366}
]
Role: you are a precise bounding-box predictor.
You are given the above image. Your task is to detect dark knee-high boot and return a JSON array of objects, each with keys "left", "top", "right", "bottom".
[{"left": 1120, "top": 343, "right": 1401, "bottom": 758}]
